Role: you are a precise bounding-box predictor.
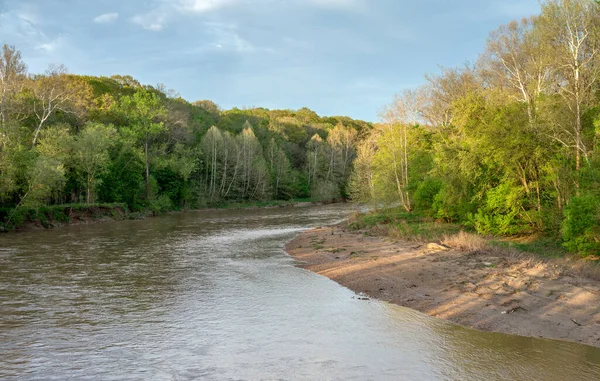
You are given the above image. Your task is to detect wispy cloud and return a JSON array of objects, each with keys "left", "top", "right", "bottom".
[
  {"left": 307, "top": 0, "right": 360, "bottom": 9},
  {"left": 206, "top": 22, "right": 255, "bottom": 52},
  {"left": 130, "top": 0, "right": 360, "bottom": 32},
  {"left": 93, "top": 13, "right": 119, "bottom": 24},
  {"left": 131, "top": 0, "right": 239, "bottom": 31},
  {"left": 131, "top": 10, "right": 168, "bottom": 31},
  {"left": 35, "top": 37, "right": 63, "bottom": 52},
  {"left": 176, "top": 0, "right": 239, "bottom": 13}
]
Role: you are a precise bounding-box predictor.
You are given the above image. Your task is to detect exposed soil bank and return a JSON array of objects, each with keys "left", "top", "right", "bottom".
[
  {"left": 0, "top": 205, "right": 129, "bottom": 232},
  {"left": 285, "top": 224, "right": 600, "bottom": 347},
  {"left": 1, "top": 200, "right": 337, "bottom": 233}
]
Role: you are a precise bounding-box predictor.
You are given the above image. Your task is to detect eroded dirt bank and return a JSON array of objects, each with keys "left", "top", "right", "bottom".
[{"left": 285, "top": 224, "right": 600, "bottom": 347}]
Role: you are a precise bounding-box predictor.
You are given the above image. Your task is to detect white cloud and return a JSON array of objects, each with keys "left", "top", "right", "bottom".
[
  {"left": 131, "top": 0, "right": 359, "bottom": 32},
  {"left": 131, "top": 11, "right": 169, "bottom": 31},
  {"left": 93, "top": 13, "right": 119, "bottom": 24},
  {"left": 206, "top": 22, "right": 255, "bottom": 52},
  {"left": 176, "top": 0, "right": 239, "bottom": 13},
  {"left": 36, "top": 40, "right": 58, "bottom": 52},
  {"left": 131, "top": 0, "right": 240, "bottom": 31}
]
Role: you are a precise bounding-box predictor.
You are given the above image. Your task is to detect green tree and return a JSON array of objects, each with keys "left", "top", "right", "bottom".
[
  {"left": 71, "top": 123, "right": 116, "bottom": 203},
  {"left": 118, "top": 89, "right": 167, "bottom": 199}
]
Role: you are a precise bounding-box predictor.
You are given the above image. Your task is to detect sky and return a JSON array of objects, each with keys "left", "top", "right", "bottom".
[{"left": 0, "top": 0, "right": 541, "bottom": 122}]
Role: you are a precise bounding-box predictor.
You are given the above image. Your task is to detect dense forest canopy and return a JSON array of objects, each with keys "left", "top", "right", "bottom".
[
  {"left": 351, "top": 0, "right": 600, "bottom": 256},
  {"left": 0, "top": 46, "right": 372, "bottom": 219}
]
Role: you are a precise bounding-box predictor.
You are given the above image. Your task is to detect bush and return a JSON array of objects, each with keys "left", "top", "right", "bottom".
[
  {"left": 469, "top": 182, "right": 529, "bottom": 235},
  {"left": 562, "top": 195, "right": 600, "bottom": 257},
  {"left": 311, "top": 180, "right": 340, "bottom": 202},
  {"left": 149, "top": 194, "right": 173, "bottom": 215},
  {"left": 413, "top": 178, "right": 441, "bottom": 211},
  {"left": 442, "top": 231, "right": 487, "bottom": 252}
]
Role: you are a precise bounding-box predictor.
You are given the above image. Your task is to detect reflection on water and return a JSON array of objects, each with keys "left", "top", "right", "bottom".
[{"left": 1, "top": 205, "right": 599, "bottom": 380}]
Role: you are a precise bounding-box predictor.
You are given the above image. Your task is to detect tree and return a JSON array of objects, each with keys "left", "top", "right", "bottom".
[
  {"left": 237, "top": 123, "right": 269, "bottom": 199},
  {"left": 480, "top": 17, "right": 551, "bottom": 125},
  {"left": 306, "top": 133, "right": 325, "bottom": 189},
  {"left": 538, "top": 0, "right": 600, "bottom": 175},
  {"left": 267, "top": 138, "right": 292, "bottom": 198},
  {"left": 21, "top": 126, "right": 72, "bottom": 208},
  {"left": 0, "top": 44, "right": 27, "bottom": 129},
  {"left": 201, "top": 125, "right": 224, "bottom": 202},
  {"left": 349, "top": 135, "right": 377, "bottom": 204},
  {"left": 71, "top": 123, "right": 116, "bottom": 203},
  {"left": 326, "top": 123, "right": 358, "bottom": 195},
  {"left": 29, "top": 65, "right": 93, "bottom": 147},
  {"left": 118, "top": 89, "right": 167, "bottom": 199}
]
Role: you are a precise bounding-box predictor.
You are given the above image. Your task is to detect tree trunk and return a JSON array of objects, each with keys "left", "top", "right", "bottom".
[
  {"left": 145, "top": 139, "right": 150, "bottom": 199},
  {"left": 87, "top": 174, "right": 92, "bottom": 204}
]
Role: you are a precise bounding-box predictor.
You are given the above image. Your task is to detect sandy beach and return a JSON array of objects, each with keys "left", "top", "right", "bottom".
[{"left": 285, "top": 224, "right": 600, "bottom": 347}]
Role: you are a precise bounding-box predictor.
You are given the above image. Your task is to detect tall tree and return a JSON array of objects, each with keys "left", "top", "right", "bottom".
[
  {"left": 0, "top": 44, "right": 27, "bottom": 129},
  {"left": 201, "top": 126, "right": 224, "bottom": 202},
  {"left": 480, "top": 17, "right": 551, "bottom": 125},
  {"left": 71, "top": 123, "right": 116, "bottom": 203},
  {"left": 118, "top": 89, "right": 167, "bottom": 199},
  {"left": 539, "top": 0, "right": 600, "bottom": 175}
]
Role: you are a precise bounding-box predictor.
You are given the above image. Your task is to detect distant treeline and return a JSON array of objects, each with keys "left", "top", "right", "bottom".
[
  {"left": 351, "top": 0, "right": 600, "bottom": 256},
  {"left": 0, "top": 48, "right": 372, "bottom": 228}
]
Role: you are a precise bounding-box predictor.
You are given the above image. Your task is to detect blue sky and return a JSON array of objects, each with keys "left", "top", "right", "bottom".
[{"left": 0, "top": 0, "right": 541, "bottom": 121}]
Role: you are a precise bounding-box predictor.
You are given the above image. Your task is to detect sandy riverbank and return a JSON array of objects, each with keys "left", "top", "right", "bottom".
[{"left": 285, "top": 224, "right": 600, "bottom": 347}]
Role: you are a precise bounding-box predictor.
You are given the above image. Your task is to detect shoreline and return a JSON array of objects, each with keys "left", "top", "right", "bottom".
[
  {"left": 285, "top": 223, "right": 600, "bottom": 348},
  {"left": 1, "top": 200, "right": 336, "bottom": 233}
]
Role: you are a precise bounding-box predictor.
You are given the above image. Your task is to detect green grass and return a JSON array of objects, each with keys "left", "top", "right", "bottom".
[
  {"left": 349, "top": 208, "right": 576, "bottom": 261},
  {"left": 490, "top": 237, "right": 569, "bottom": 259},
  {"left": 349, "top": 208, "right": 462, "bottom": 242}
]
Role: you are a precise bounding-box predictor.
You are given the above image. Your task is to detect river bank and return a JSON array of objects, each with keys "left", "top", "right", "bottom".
[
  {"left": 0, "top": 199, "right": 334, "bottom": 232},
  {"left": 285, "top": 223, "right": 600, "bottom": 347}
]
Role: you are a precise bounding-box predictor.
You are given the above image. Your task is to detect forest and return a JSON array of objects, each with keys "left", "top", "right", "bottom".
[
  {"left": 0, "top": 48, "right": 371, "bottom": 228},
  {"left": 1, "top": 0, "right": 599, "bottom": 257},
  {"left": 351, "top": 0, "right": 600, "bottom": 256}
]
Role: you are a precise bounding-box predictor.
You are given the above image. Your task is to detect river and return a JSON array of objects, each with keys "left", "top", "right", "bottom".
[{"left": 1, "top": 204, "right": 600, "bottom": 380}]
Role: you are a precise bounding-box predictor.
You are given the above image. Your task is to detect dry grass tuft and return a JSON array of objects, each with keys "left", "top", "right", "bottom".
[{"left": 441, "top": 231, "right": 488, "bottom": 253}]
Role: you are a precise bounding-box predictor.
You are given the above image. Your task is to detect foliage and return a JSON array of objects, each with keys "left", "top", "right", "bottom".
[
  {"left": 349, "top": 0, "right": 600, "bottom": 257},
  {"left": 0, "top": 43, "right": 372, "bottom": 229},
  {"left": 562, "top": 195, "right": 600, "bottom": 256}
]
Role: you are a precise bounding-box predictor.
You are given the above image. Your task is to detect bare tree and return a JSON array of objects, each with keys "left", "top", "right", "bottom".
[
  {"left": 480, "top": 17, "right": 552, "bottom": 125},
  {"left": 30, "top": 64, "right": 93, "bottom": 147},
  {"left": 424, "top": 66, "right": 478, "bottom": 128},
  {"left": 539, "top": 0, "right": 600, "bottom": 174},
  {"left": 0, "top": 44, "right": 27, "bottom": 129}
]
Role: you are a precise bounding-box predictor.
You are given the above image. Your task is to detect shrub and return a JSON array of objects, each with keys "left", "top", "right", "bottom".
[
  {"left": 149, "top": 194, "right": 173, "bottom": 215},
  {"left": 442, "top": 231, "right": 488, "bottom": 252},
  {"left": 469, "top": 182, "right": 529, "bottom": 235},
  {"left": 562, "top": 195, "right": 600, "bottom": 257},
  {"left": 311, "top": 180, "right": 340, "bottom": 202},
  {"left": 413, "top": 178, "right": 441, "bottom": 211}
]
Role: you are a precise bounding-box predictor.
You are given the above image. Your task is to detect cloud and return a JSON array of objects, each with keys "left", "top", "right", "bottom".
[
  {"left": 206, "top": 22, "right": 255, "bottom": 52},
  {"left": 131, "top": 0, "right": 240, "bottom": 31},
  {"left": 35, "top": 39, "right": 60, "bottom": 52},
  {"left": 307, "top": 0, "right": 359, "bottom": 9},
  {"left": 93, "top": 13, "right": 119, "bottom": 24},
  {"left": 131, "top": 0, "right": 360, "bottom": 31},
  {"left": 176, "top": 0, "right": 239, "bottom": 13},
  {"left": 131, "top": 11, "right": 169, "bottom": 31}
]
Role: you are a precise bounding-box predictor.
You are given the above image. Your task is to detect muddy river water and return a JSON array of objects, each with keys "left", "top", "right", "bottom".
[{"left": 1, "top": 205, "right": 600, "bottom": 380}]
